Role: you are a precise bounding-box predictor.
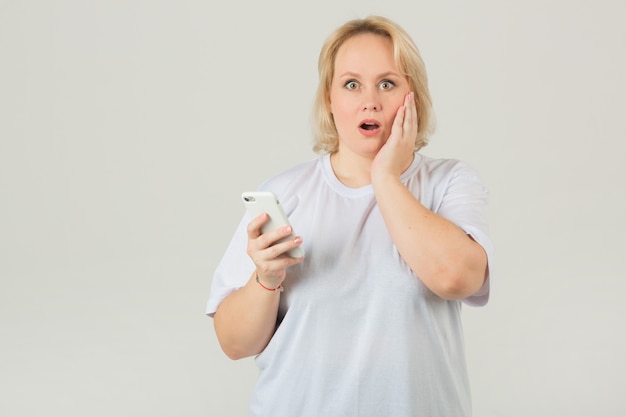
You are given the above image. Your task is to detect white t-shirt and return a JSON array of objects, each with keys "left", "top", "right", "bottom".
[{"left": 207, "top": 153, "right": 494, "bottom": 417}]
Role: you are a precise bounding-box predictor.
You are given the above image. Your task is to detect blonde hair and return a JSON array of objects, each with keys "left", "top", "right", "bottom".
[{"left": 312, "top": 16, "right": 435, "bottom": 154}]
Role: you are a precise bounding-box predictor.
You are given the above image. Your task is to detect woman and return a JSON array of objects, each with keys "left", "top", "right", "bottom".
[{"left": 207, "top": 15, "right": 493, "bottom": 417}]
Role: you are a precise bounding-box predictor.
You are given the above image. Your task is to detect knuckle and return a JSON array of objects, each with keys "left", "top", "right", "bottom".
[
  {"left": 268, "top": 244, "right": 283, "bottom": 259},
  {"left": 256, "top": 234, "right": 267, "bottom": 248}
]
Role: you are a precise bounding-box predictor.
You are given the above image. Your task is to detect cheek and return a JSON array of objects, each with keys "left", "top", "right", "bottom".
[
  {"left": 385, "top": 96, "right": 406, "bottom": 122},
  {"left": 329, "top": 98, "right": 351, "bottom": 123},
  {"left": 329, "top": 87, "right": 359, "bottom": 112}
]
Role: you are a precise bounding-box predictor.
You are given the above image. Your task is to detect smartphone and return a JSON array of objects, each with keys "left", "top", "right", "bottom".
[{"left": 241, "top": 191, "right": 305, "bottom": 258}]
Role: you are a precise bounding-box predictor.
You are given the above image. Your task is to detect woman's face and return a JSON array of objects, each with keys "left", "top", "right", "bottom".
[{"left": 329, "top": 33, "right": 411, "bottom": 160}]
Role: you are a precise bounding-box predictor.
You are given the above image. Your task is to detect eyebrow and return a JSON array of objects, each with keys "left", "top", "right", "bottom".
[{"left": 337, "top": 71, "right": 402, "bottom": 79}]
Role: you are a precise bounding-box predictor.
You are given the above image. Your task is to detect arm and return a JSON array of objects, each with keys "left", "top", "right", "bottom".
[
  {"left": 213, "top": 271, "right": 282, "bottom": 360},
  {"left": 213, "top": 213, "right": 303, "bottom": 360},
  {"left": 371, "top": 92, "right": 487, "bottom": 300},
  {"left": 373, "top": 175, "right": 487, "bottom": 299}
]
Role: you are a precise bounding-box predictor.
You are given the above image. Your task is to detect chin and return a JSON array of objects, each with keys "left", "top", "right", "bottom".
[
  {"left": 358, "top": 144, "right": 386, "bottom": 159},
  {"left": 337, "top": 135, "right": 386, "bottom": 158}
]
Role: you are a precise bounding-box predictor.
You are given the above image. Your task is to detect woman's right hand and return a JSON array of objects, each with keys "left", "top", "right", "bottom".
[
  {"left": 215, "top": 214, "right": 304, "bottom": 359},
  {"left": 246, "top": 213, "right": 304, "bottom": 289}
]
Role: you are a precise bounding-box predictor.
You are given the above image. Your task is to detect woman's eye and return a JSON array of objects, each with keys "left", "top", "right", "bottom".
[
  {"left": 380, "top": 80, "right": 395, "bottom": 90},
  {"left": 345, "top": 81, "right": 359, "bottom": 90}
]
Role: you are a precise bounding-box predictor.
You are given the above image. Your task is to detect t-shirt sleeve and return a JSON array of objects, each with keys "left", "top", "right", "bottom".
[
  {"left": 436, "top": 161, "right": 494, "bottom": 307},
  {"left": 205, "top": 213, "right": 256, "bottom": 317}
]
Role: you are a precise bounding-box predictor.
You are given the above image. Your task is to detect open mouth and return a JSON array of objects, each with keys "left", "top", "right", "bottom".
[{"left": 360, "top": 122, "right": 380, "bottom": 131}]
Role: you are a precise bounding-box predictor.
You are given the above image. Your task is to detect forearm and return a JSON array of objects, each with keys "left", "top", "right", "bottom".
[
  {"left": 213, "top": 272, "right": 281, "bottom": 360},
  {"left": 373, "top": 175, "right": 487, "bottom": 300}
]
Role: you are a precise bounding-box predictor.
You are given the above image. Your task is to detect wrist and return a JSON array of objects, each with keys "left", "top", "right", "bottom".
[
  {"left": 372, "top": 171, "right": 402, "bottom": 191},
  {"left": 255, "top": 273, "right": 284, "bottom": 293}
]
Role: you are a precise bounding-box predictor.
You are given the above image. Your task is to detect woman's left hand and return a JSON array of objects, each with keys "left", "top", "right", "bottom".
[{"left": 371, "top": 91, "right": 417, "bottom": 182}]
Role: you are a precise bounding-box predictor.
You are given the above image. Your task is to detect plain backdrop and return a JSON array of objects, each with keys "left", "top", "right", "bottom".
[{"left": 1, "top": 1, "right": 625, "bottom": 416}]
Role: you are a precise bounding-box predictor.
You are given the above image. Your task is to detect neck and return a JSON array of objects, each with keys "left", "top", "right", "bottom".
[{"left": 329, "top": 151, "right": 373, "bottom": 188}]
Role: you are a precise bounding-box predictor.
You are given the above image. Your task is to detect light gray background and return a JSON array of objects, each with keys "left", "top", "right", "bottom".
[{"left": 1, "top": 0, "right": 625, "bottom": 416}]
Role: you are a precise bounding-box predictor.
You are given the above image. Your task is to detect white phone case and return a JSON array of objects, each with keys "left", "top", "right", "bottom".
[{"left": 241, "top": 191, "right": 305, "bottom": 258}]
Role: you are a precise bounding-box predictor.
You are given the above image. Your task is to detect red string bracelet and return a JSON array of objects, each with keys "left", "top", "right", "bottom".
[{"left": 256, "top": 274, "right": 284, "bottom": 292}]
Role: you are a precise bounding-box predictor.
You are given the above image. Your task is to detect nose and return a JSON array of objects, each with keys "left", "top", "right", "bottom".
[
  {"left": 363, "top": 102, "right": 379, "bottom": 111},
  {"left": 362, "top": 89, "right": 381, "bottom": 111}
]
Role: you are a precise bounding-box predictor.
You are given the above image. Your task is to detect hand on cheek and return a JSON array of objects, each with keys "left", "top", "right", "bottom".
[{"left": 372, "top": 92, "right": 418, "bottom": 180}]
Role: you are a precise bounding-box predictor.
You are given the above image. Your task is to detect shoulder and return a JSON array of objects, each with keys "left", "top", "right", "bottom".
[
  {"left": 409, "top": 154, "right": 484, "bottom": 189},
  {"left": 257, "top": 156, "right": 324, "bottom": 198},
  {"left": 416, "top": 154, "right": 480, "bottom": 178},
  {"left": 407, "top": 154, "right": 488, "bottom": 207},
  {"left": 254, "top": 156, "right": 325, "bottom": 214}
]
